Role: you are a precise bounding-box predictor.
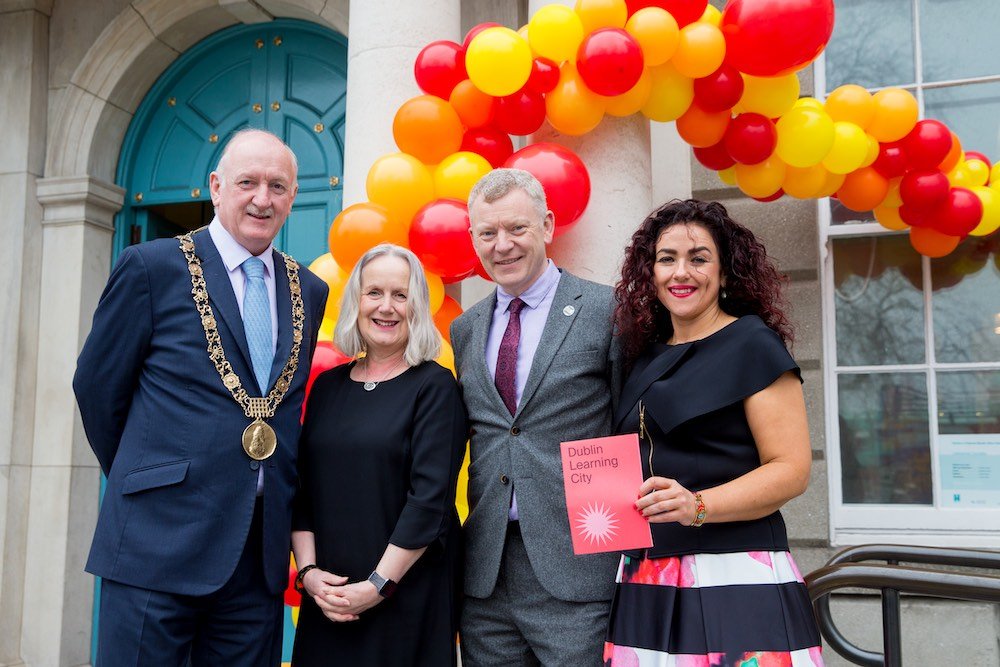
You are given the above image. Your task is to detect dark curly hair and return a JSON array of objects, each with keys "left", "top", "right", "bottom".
[{"left": 613, "top": 199, "right": 793, "bottom": 365}]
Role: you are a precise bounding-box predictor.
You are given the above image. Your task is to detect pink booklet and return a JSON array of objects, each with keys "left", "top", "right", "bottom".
[{"left": 560, "top": 433, "right": 653, "bottom": 555}]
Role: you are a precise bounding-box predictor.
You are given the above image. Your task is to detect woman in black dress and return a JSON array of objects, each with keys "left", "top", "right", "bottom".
[
  {"left": 291, "top": 243, "right": 466, "bottom": 666},
  {"left": 605, "top": 200, "right": 823, "bottom": 666}
]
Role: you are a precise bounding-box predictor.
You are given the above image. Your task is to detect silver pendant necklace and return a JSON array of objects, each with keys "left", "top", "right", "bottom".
[{"left": 363, "top": 355, "right": 404, "bottom": 391}]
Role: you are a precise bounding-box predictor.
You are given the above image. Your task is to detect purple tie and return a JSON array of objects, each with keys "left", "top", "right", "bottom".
[{"left": 494, "top": 298, "right": 525, "bottom": 416}]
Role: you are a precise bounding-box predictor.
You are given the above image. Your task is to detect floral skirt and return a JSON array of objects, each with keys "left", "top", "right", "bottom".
[{"left": 604, "top": 551, "right": 824, "bottom": 667}]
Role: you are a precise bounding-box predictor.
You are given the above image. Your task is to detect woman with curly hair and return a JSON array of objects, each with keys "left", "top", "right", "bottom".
[{"left": 604, "top": 200, "right": 823, "bottom": 666}]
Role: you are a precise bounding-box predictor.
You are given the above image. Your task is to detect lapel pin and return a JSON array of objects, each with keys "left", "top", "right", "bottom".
[{"left": 563, "top": 305, "right": 575, "bottom": 316}]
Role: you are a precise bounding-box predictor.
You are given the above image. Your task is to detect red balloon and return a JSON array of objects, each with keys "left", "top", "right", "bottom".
[
  {"left": 409, "top": 199, "right": 478, "bottom": 282},
  {"left": 932, "top": 187, "right": 983, "bottom": 237},
  {"left": 873, "top": 141, "right": 909, "bottom": 179},
  {"left": 693, "top": 64, "right": 745, "bottom": 113},
  {"left": 463, "top": 22, "right": 502, "bottom": 51},
  {"left": 504, "top": 143, "right": 591, "bottom": 231},
  {"left": 902, "top": 120, "right": 952, "bottom": 170},
  {"left": 693, "top": 142, "right": 736, "bottom": 171},
  {"left": 526, "top": 58, "right": 560, "bottom": 94},
  {"left": 576, "top": 28, "right": 645, "bottom": 97},
  {"left": 414, "top": 40, "right": 467, "bottom": 99},
  {"left": 306, "top": 342, "right": 351, "bottom": 405},
  {"left": 625, "top": 1, "right": 708, "bottom": 27},
  {"left": 899, "top": 169, "right": 950, "bottom": 208},
  {"left": 460, "top": 126, "right": 514, "bottom": 168},
  {"left": 721, "top": 0, "right": 835, "bottom": 76},
  {"left": 723, "top": 113, "right": 776, "bottom": 165},
  {"left": 898, "top": 202, "right": 930, "bottom": 227},
  {"left": 753, "top": 188, "right": 784, "bottom": 203},
  {"left": 965, "top": 151, "right": 992, "bottom": 171},
  {"left": 284, "top": 565, "right": 301, "bottom": 607},
  {"left": 495, "top": 89, "right": 546, "bottom": 136}
]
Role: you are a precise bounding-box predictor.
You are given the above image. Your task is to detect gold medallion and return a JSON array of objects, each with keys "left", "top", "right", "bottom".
[{"left": 242, "top": 419, "right": 277, "bottom": 460}]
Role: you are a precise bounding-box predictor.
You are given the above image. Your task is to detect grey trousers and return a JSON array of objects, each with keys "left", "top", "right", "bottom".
[{"left": 460, "top": 525, "right": 611, "bottom": 667}]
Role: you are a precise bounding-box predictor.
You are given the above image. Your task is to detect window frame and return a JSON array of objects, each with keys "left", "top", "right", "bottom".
[{"left": 816, "top": 0, "right": 1000, "bottom": 547}]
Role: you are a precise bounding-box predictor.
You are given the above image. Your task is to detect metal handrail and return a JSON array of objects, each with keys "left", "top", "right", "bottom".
[{"left": 804, "top": 544, "right": 1000, "bottom": 667}]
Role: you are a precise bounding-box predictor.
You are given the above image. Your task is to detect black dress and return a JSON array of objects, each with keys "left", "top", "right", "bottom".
[
  {"left": 604, "top": 316, "right": 823, "bottom": 666},
  {"left": 291, "top": 360, "right": 467, "bottom": 667}
]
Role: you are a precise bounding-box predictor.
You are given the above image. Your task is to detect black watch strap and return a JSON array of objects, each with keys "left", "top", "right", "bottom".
[
  {"left": 367, "top": 570, "right": 398, "bottom": 598},
  {"left": 295, "top": 564, "right": 318, "bottom": 593}
]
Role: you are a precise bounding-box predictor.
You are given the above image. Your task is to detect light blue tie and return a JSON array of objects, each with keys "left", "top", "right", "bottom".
[{"left": 242, "top": 257, "right": 273, "bottom": 395}]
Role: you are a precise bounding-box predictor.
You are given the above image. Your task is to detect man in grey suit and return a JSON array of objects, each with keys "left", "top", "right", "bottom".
[{"left": 452, "top": 168, "right": 622, "bottom": 666}]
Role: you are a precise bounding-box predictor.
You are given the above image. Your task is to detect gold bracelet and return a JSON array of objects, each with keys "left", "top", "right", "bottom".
[{"left": 691, "top": 492, "right": 707, "bottom": 527}]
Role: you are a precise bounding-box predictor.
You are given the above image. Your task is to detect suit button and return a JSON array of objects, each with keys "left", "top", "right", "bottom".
[
  {"left": 250, "top": 460, "right": 260, "bottom": 471},
  {"left": 511, "top": 426, "right": 520, "bottom": 436},
  {"left": 500, "top": 474, "right": 509, "bottom": 485}
]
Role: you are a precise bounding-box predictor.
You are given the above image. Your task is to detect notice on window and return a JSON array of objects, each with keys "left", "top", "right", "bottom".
[{"left": 939, "top": 434, "right": 1000, "bottom": 508}]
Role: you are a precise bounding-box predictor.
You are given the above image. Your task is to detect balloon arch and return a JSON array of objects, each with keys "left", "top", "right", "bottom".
[{"left": 288, "top": 0, "right": 1000, "bottom": 617}]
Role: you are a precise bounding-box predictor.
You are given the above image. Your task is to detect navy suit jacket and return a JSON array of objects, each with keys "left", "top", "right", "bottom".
[{"left": 74, "top": 228, "right": 328, "bottom": 596}]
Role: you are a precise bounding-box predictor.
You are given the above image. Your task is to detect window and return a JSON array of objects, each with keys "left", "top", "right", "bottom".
[{"left": 819, "top": 0, "right": 1000, "bottom": 545}]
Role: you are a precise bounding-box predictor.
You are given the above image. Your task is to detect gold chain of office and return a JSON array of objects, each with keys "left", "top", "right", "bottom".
[{"left": 177, "top": 232, "right": 305, "bottom": 460}]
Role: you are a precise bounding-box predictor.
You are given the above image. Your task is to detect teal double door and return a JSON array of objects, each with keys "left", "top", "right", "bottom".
[{"left": 116, "top": 19, "right": 347, "bottom": 267}]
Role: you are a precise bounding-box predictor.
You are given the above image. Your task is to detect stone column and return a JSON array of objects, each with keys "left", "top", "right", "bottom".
[
  {"left": 22, "top": 177, "right": 123, "bottom": 667},
  {"left": 0, "top": 4, "right": 49, "bottom": 665},
  {"left": 341, "top": 0, "right": 462, "bottom": 208}
]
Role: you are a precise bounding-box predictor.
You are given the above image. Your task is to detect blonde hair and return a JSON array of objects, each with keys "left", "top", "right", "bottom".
[{"left": 334, "top": 244, "right": 441, "bottom": 366}]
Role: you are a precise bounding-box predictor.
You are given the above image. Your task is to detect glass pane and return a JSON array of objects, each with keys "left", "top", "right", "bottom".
[
  {"left": 937, "top": 371, "right": 1000, "bottom": 508},
  {"left": 924, "top": 82, "right": 1000, "bottom": 164},
  {"left": 833, "top": 235, "right": 925, "bottom": 366},
  {"left": 839, "top": 372, "right": 932, "bottom": 504},
  {"left": 825, "top": 0, "right": 915, "bottom": 90},
  {"left": 931, "top": 236, "right": 1000, "bottom": 363},
  {"left": 919, "top": 0, "right": 1000, "bottom": 82},
  {"left": 831, "top": 199, "right": 875, "bottom": 225}
]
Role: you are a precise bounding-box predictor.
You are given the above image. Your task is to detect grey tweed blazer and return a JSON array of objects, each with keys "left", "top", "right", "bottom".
[{"left": 451, "top": 270, "right": 623, "bottom": 602}]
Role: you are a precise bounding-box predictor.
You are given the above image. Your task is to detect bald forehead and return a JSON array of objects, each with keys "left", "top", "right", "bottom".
[{"left": 217, "top": 131, "right": 298, "bottom": 182}]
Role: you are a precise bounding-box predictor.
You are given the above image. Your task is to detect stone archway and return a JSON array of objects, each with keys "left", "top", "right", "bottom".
[{"left": 22, "top": 3, "right": 346, "bottom": 665}]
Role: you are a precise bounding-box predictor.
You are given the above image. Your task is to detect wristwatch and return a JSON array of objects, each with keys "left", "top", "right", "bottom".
[{"left": 367, "top": 570, "right": 398, "bottom": 598}]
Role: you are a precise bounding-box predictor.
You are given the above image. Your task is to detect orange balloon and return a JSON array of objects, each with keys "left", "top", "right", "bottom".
[
  {"left": 328, "top": 202, "right": 408, "bottom": 271},
  {"left": 735, "top": 155, "right": 786, "bottom": 198},
  {"left": 449, "top": 79, "right": 495, "bottom": 129},
  {"left": 545, "top": 63, "right": 605, "bottom": 136},
  {"left": 393, "top": 95, "right": 464, "bottom": 164},
  {"left": 366, "top": 152, "right": 435, "bottom": 227},
  {"left": 436, "top": 339, "right": 456, "bottom": 376},
  {"left": 425, "top": 270, "right": 445, "bottom": 314},
  {"left": 824, "top": 84, "right": 874, "bottom": 129},
  {"left": 873, "top": 204, "right": 908, "bottom": 231},
  {"left": 675, "top": 104, "right": 730, "bottom": 148},
  {"left": 836, "top": 166, "right": 889, "bottom": 211},
  {"left": 433, "top": 294, "right": 464, "bottom": 342},
  {"left": 782, "top": 164, "right": 829, "bottom": 199},
  {"left": 625, "top": 7, "right": 679, "bottom": 67},
  {"left": 604, "top": 67, "right": 653, "bottom": 117},
  {"left": 308, "top": 253, "right": 350, "bottom": 323},
  {"left": 815, "top": 170, "right": 846, "bottom": 198},
  {"left": 909, "top": 226, "right": 960, "bottom": 258},
  {"left": 867, "top": 88, "right": 918, "bottom": 143},
  {"left": 883, "top": 177, "right": 903, "bottom": 207},
  {"left": 938, "top": 132, "right": 963, "bottom": 173},
  {"left": 671, "top": 22, "right": 725, "bottom": 79}
]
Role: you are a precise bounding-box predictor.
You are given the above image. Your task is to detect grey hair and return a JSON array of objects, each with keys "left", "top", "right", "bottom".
[
  {"left": 334, "top": 244, "right": 441, "bottom": 366},
  {"left": 213, "top": 128, "right": 299, "bottom": 182},
  {"left": 468, "top": 168, "right": 548, "bottom": 219}
]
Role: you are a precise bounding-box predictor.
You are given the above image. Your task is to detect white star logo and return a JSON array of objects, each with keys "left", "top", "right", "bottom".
[{"left": 575, "top": 502, "right": 619, "bottom": 545}]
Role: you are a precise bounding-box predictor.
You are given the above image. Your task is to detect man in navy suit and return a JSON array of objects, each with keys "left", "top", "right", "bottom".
[{"left": 74, "top": 129, "right": 329, "bottom": 666}]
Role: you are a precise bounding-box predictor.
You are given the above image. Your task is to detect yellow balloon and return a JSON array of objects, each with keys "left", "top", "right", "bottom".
[
  {"left": 970, "top": 186, "right": 1000, "bottom": 236},
  {"left": 604, "top": 67, "right": 652, "bottom": 117},
  {"left": 822, "top": 121, "right": 869, "bottom": 174},
  {"left": 775, "top": 106, "right": 835, "bottom": 168},
  {"left": 964, "top": 159, "right": 991, "bottom": 187},
  {"left": 718, "top": 166, "right": 737, "bottom": 185},
  {"left": 700, "top": 5, "right": 723, "bottom": 25},
  {"left": 625, "top": 7, "right": 679, "bottom": 67},
  {"left": 433, "top": 151, "right": 492, "bottom": 201},
  {"left": 455, "top": 444, "right": 471, "bottom": 523},
  {"left": 641, "top": 61, "right": 693, "bottom": 122},
  {"left": 883, "top": 177, "right": 903, "bottom": 208},
  {"left": 574, "top": 0, "right": 628, "bottom": 32},
  {"left": 546, "top": 63, "right": 605, "bottom": 135},
  {"left": 991, "top": 162, "right": 1000, "bottom": 186},
  {"left": 467, "top": 27, "right": 533, "bottom": 97},
  {"left": 873, "top": 204, "right": 909, "bottom": 231},
  {"left": 735, "top": 155, "right": 786, "bottom": 198},
  {"left": 366, "top": 152, "right": 434, "bottom": 227},
  {"left": 318, "top": 316, "right": 335, "bottom": 343},
  {"left": 425, "top": 270, "right": 444, "bottom": 314},
  {"left": 436, "top": 338, "right": 456, "bottom": 375},
  {"left": 793, "top": 97, "right": 825, "bottom": 112},
  {"left": 782, "top": 164, "right": 829, "bottom": 199},
  {"left": 528, "top": 4, "right": 585, "bottom": 63},
  {"left": 860, "top": 133, "right": 880, "bottom": 168},
  {"left": 308, "top": 253, "right": 350, "bottom": 323},
  {"left": 740, "top": 73, "right": 800, "bottom": 118},
  {"left": 824, "top": 84, "right": 875, "bottom": 129},
  {"left": 670, "top": 22, "right": 725, "bottom": 79},
  {"left": 947, "top": 162, "right": 972, "bottom": 187},
  {"left": 868, "top": 88, "right": 918, "bottom": 142}
]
